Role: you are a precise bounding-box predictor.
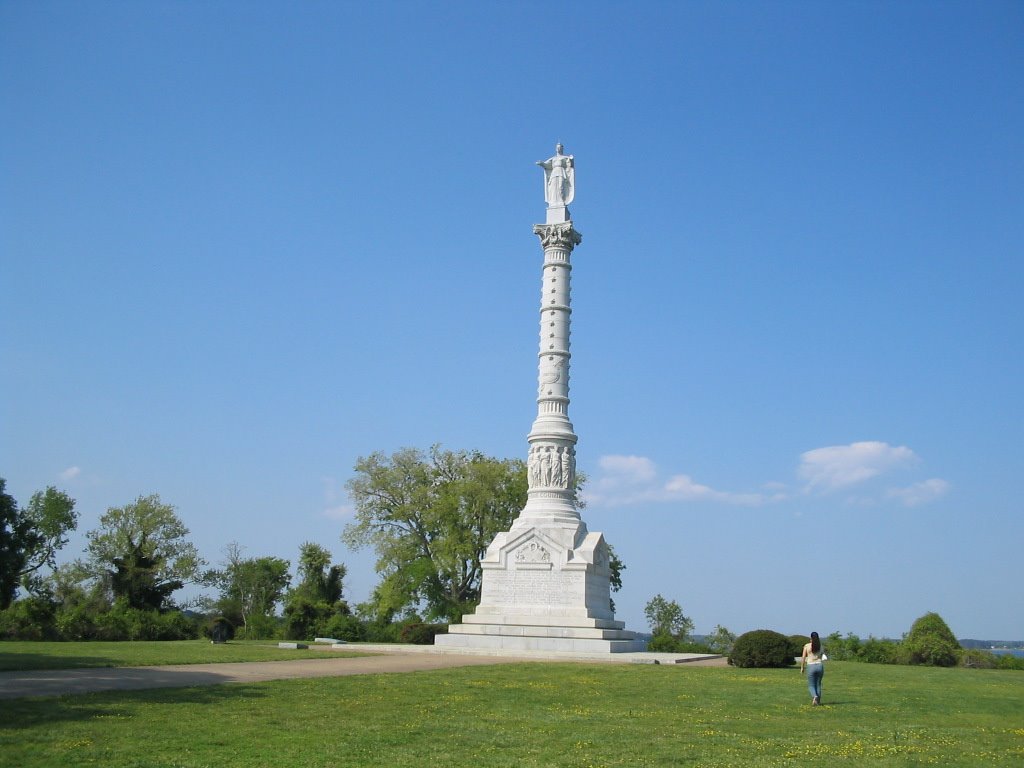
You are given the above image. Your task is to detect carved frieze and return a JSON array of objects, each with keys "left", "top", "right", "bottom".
[{"left": 527, "top": 445, "right": 576, "bottom": 491}]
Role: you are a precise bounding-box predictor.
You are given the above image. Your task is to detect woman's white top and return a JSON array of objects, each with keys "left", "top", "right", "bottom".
[{"left": 804, "top": 644, "right": 825, "bottom": 664}]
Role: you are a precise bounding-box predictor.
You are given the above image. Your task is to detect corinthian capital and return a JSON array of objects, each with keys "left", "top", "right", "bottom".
[{"left": 533, "top": 223, "right": 582, "bottom": 250}]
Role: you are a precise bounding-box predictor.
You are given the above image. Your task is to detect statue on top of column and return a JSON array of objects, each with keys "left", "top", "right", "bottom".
[{"left": 536, "top": 143, "right": 575, "bottom": 207}]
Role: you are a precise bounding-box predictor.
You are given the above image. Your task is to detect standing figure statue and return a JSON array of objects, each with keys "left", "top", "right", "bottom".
[{"left": 536, "top": 143, "right": 575, "bottom": 207}]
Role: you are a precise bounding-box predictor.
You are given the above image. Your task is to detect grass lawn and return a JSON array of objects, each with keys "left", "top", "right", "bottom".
[
  {"left": 0, "top": 640, "right": 369, "bottom": 671},
  {"left": 1, "top": 660, "right": 1021, "bottom": 767}
]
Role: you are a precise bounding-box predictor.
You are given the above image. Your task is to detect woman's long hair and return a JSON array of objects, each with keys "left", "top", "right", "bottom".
[{"left": 810, "top": 631, "right": 821, "bottom": 654}]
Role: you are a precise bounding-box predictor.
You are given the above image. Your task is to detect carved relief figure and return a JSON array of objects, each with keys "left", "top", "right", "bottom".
[
  {"left": 540, "top": 447, "right": 553, "bottom": 486},
  {"left": 536, "top": 143, "right": 575, "bottom": 207},
  {"left": 538, "top": 356, "right": 565, "bottom": 395},
  {"left": 551, "top": 447, "right": 564, "bottom": 488}
]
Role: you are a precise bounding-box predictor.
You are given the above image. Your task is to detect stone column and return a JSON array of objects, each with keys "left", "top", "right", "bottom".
[{"left": 515, "top": 220, "right": 583, "bottom": 531}]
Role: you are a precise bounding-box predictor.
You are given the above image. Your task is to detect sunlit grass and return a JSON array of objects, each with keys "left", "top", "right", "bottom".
[{"left": 1, "top": 661, "right": 1021, "bottom": 766}]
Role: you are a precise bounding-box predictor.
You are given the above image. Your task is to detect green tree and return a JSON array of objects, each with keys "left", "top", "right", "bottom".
[
  {"left": 291, "top": 542, "right": 346, "bottom": 605},
  {"left": 17, "top": 487, "right": 78, "bottom": 596},
  {"left": 0, "top": 480, "right": 78, "bottom": 608},
  {"left": 213, "top": 542, "right": 290, "bottom": 636},
  {"left": 282, "top": 542, "right": 349, "bottom": 641},
  {"left": 343, "top": 446, "right": 529, "bottom": 622},
  {"left": 644, "top": 594, "right": 694, "bottom": 650},
  {"left": 0, "top": 479, "right": 32, "bottom": 609},
  {"left": 84, "top": 494, "right": 204, "bottom": 610},
  {"left": 707, "top": 624, "right": 737, "bottom": 654}
]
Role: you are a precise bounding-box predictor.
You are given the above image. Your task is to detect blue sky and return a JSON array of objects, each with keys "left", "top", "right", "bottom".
[{"left": 2, "top": 1, "right": 1021, "bottom": 640}]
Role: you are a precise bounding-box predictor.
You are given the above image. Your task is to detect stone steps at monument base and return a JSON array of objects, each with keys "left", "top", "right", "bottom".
[
  {"left": 434, "top": 630, "right": 647, "bottom": 654},
  {"left": 442, "top": 622, "right": 638, "bottom": 641},
  {"left": 460, "top": 612, "right": 625, "bottom": 630}
]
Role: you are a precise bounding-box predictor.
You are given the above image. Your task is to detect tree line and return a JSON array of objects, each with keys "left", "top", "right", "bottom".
[{"left": 0, "top": 446, "right": 625, "bottom": 642}]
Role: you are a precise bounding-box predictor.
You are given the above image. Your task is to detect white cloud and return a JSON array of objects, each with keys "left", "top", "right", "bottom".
[
  {"left": 586, "top": 455, "right": 765, "bottom": 507},
  {"left": 323, "top": 504, "right": 355, "bottom": 521},
  {"left": 886, "top": 478, "right": 950, "bottom": 507},
  {"left": 597, "top": 455, "right": 657, "bottom": 483},
  {"left": 798, "top": 441, "right": 917, "bottom": 493},
  {"left": 587, "top": 441, "right": 946, "bottom": 510},
  {"left": 59, "top": 466, "right": 81, "bottom": 481},
  {"left": 663, "top": 474, "right": 764, "bottom": 506},
  {"left": 320, "top": 476, "right": 354, "bottom": 520}
]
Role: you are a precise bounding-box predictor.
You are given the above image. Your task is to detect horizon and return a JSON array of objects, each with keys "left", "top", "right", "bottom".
[{"left": 2, "top": 2, "right": 1021, "bottom": 640}]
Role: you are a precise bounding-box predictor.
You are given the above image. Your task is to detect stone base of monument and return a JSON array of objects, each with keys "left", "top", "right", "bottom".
[
  {"left": 435, "top": 614, "right": 646, "bottom": 653},
  {"left": 435, "top": 522, "right": 646, "bottom": 654}
]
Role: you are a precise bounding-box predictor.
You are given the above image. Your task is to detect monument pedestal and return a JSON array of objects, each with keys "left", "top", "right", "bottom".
[{"left": 436, "top": 520, "right": 645, "bottom": 653}]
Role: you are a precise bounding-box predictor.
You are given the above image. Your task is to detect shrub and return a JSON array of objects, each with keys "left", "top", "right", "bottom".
[
  {"left": 647, "top": 633, "right": 679, "bottom": 652},
  {"left": 203, "top": 616, "right": 235, "bottom": 642},
  {"left": 995, "top": 653, "right": 1024, "bottom": 671},
  {"left": 859, "top": 636, "right": 901, "bottom": 664},
  {"left": 56, "top": 603, "right": 99, "bottom": 640},
  {"left": 239, "top": 613, "right": 279, "bottom": 640},
  {"left": 675, "top": 640, "right": 716, "bottom": 654},
  {"left": 0, "top": 598, "right": 58, "bottom": 640},
  {"left": 648, "top": 633, "right": 715, "bottom": 654},
  {"left": 729, "top": 629, "right": 796, "bottom": 668},
  {"left": 958, "top": 649, "right": 998, "bottom": 669},
  {"left": 399, "top": 623, "right": 448, "bottom": 645},
  {"left": 322, "top": 614, "right": 366, "bottom": 642},
  {"left": 788, "top": 634, "right": 810, "bottom": 658},
  {"left": 362, "top": 617, "right": 404, "bottom": 643},
  {"left": 904, "top": 612, "right": 960, "bottom": 667},
  {"left": 94, "top": 609, "right": 131, "bottom": 640},
  {"left": 282, "top": 597, "right": 330, "bottom": 641}
]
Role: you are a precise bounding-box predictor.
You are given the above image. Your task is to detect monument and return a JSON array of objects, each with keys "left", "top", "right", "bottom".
[{"left": 435, "top": 145, "right": 645, "bottom": 653}]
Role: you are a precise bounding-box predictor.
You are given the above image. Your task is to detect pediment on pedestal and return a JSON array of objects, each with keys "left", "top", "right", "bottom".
[{"left": 489, "top": 528, "right": 567, "bottom": 571}]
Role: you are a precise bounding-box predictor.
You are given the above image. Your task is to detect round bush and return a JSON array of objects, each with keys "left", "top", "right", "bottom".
[
  {"left": 904, "top": 612, "right": 960, "bottom": 667},
  {"left": 729, "top": 629, "right": 796, "bottom": 668}
]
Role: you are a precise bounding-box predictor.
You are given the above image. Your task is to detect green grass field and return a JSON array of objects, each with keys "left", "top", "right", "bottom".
[
  {"left": 0, "top": 640, "right": 368, "bottom": 671},
  {"left": 1, "top": 652, "right": 1021, "bottom": 767}
]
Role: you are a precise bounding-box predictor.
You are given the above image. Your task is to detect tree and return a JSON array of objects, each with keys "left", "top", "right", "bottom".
[
  {"left": 213, "top": 542, "right": 290, "bottom": 636},
  {"left": 291, "top": 542, "right": 346, "bottom": 605},
  {"left": 707, "top": 624, "right": 737, "bottom": 654},
  {"left": 282, "top": 542, "right": 349, "bottom": 640},
  {"left": 18, "top": 487, "right": 78, "bottom": 595},
  {"left": 84, "top": 494, "right": 204, "bottom": 610},
  {"left": 0, "top": 479, "right": 32, "bottom": 609},
  {"left": 0, "top": 480, "right": 78, "bottom": 607},
  {"left": 343, "top": 446, "right": 529, "bottom": 622},
  {"left": 644, "top": 594, "right": 694, "bottom": 640}
]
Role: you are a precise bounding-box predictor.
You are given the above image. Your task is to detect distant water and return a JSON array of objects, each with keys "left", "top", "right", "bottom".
[{"left": 989, "top": 649, "right": 1024, "bottom": 659}]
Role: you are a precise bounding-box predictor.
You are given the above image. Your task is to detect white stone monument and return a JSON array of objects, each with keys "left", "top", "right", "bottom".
[{"left": 435, "top": 145, "right": 645, "bottom": 653}]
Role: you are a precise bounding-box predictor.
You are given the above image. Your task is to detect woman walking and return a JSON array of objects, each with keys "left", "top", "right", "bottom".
[{"left": 800, "top": 631, "right": 826, "bottom": 705}]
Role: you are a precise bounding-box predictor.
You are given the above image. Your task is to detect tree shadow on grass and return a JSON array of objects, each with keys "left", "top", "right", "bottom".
[
  {"left": 0, "top": 682, "right": 269, "bottom": 730},
  {"left": 0, "top": 652, "right": 123, "bottom": 672}
]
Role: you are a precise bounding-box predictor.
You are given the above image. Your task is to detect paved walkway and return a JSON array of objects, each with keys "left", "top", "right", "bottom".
[{"left": 0, "top": 645, "right": 727, "bottom": 700}]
